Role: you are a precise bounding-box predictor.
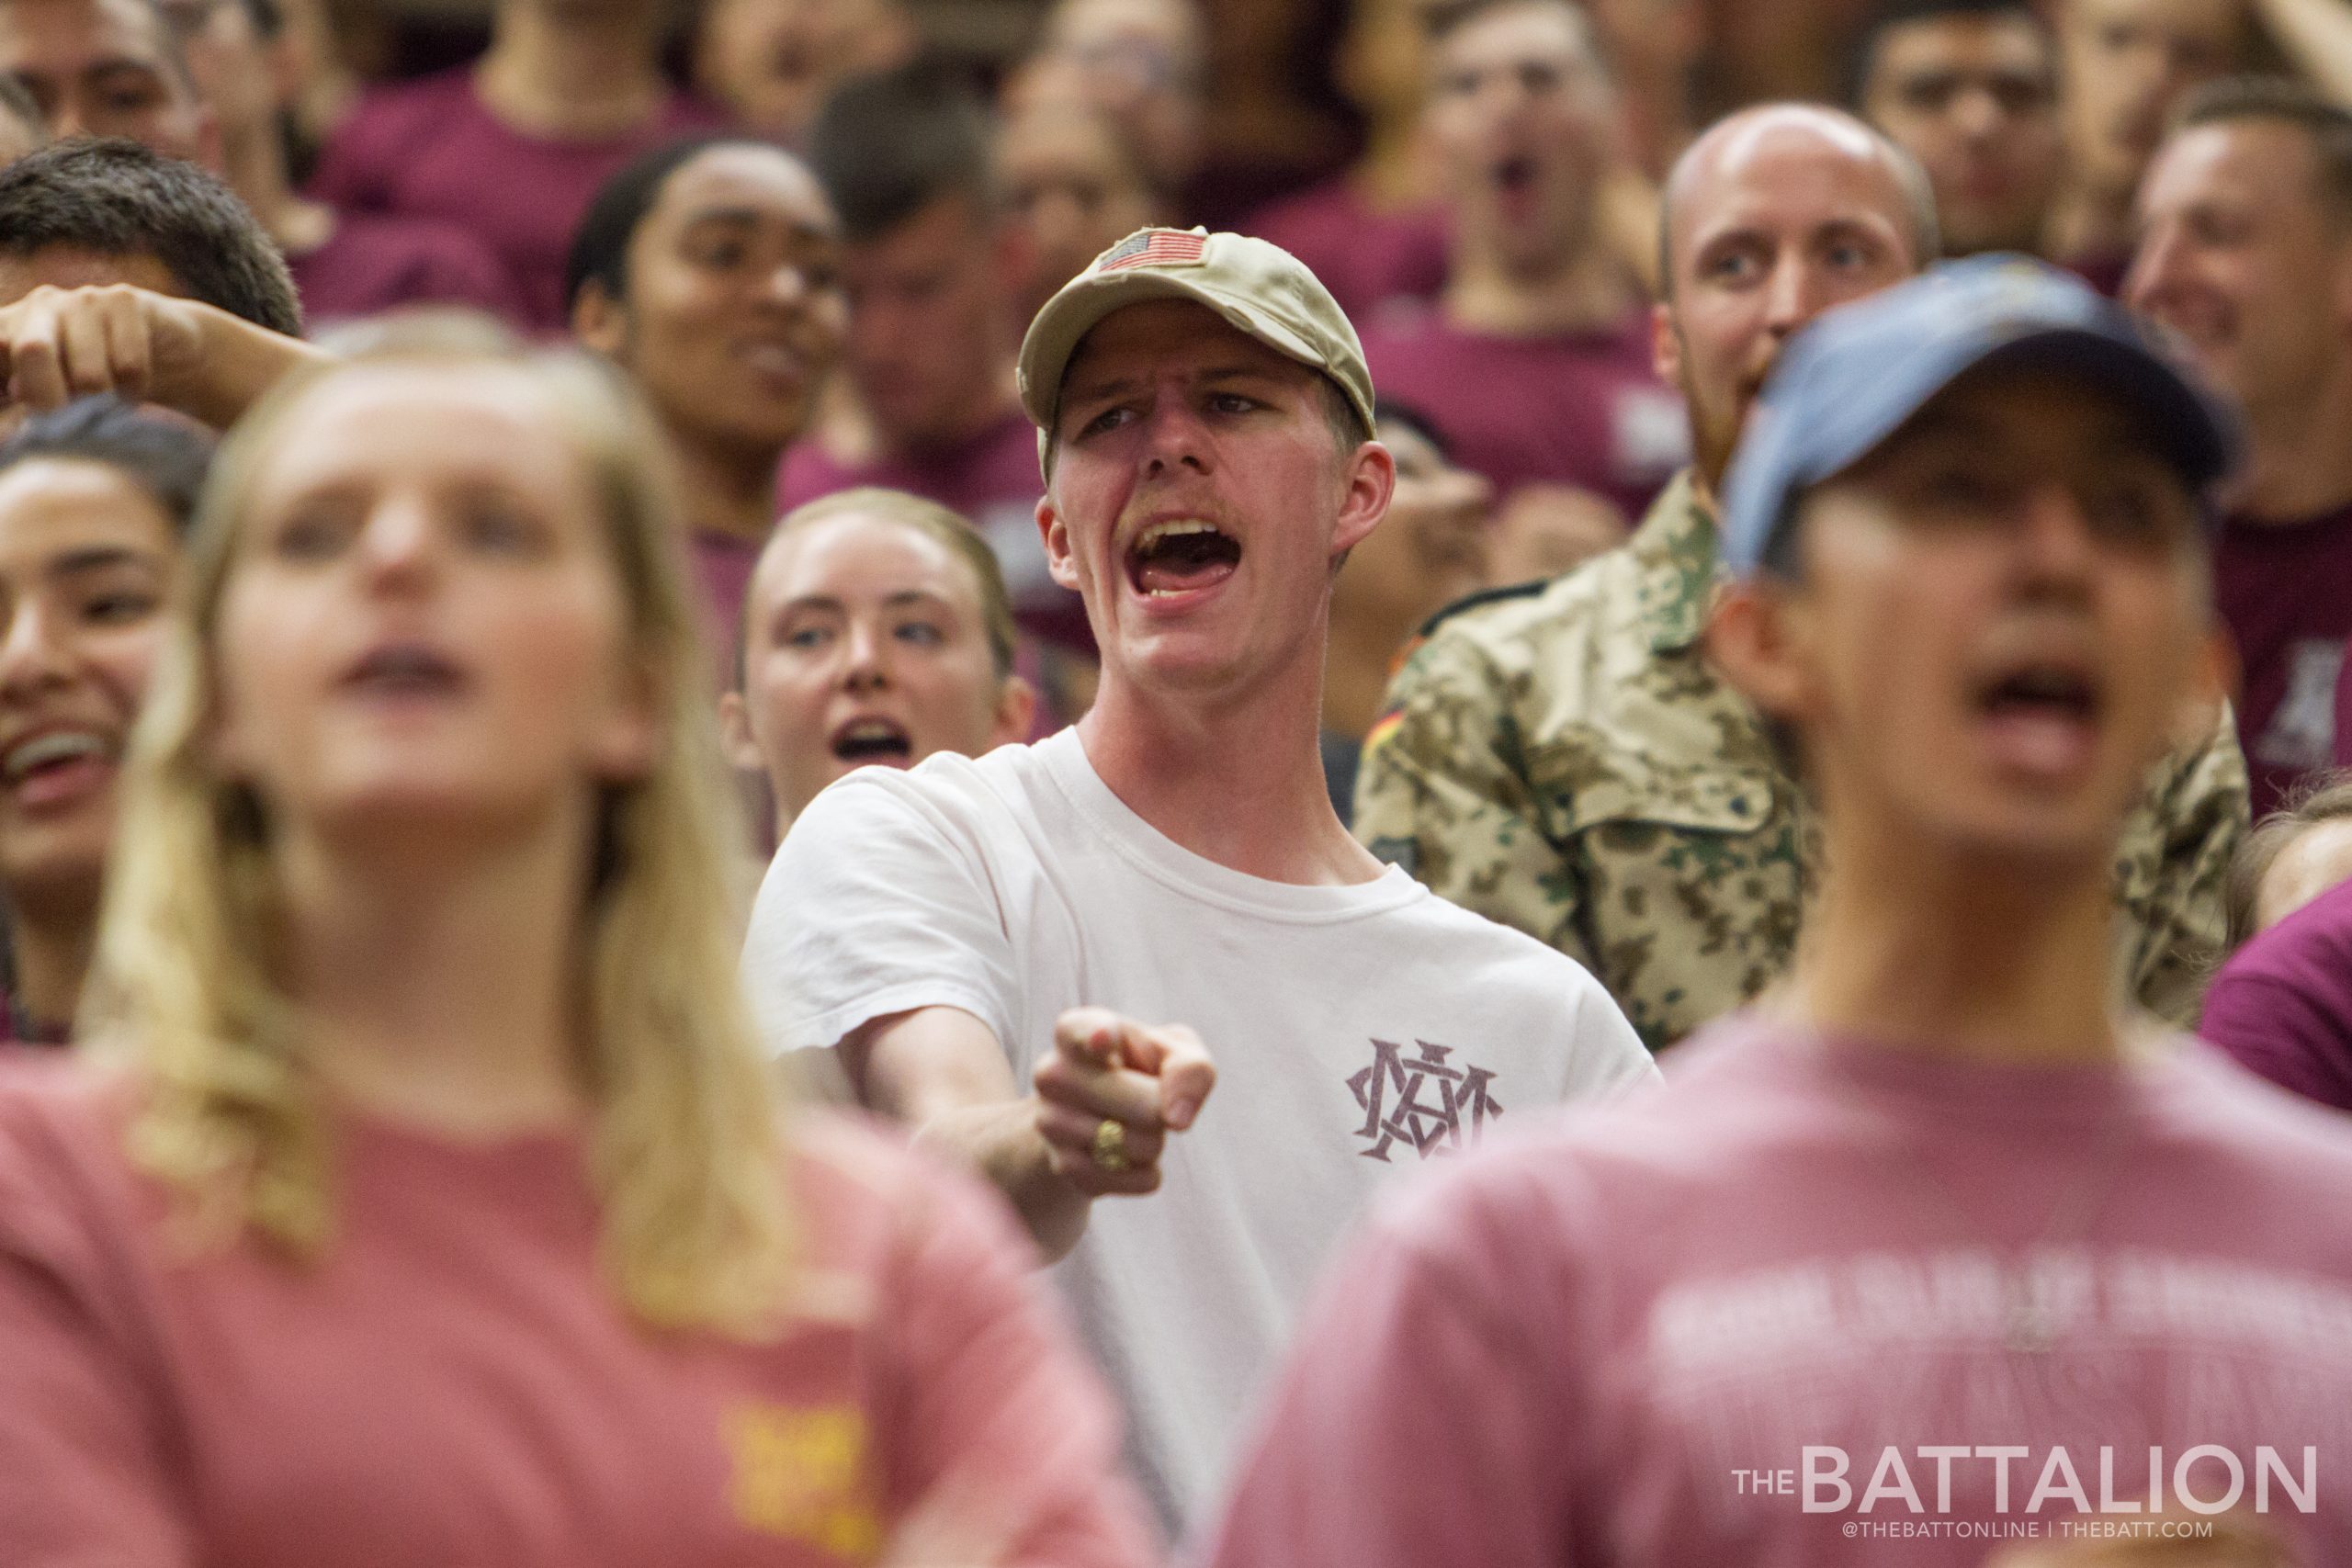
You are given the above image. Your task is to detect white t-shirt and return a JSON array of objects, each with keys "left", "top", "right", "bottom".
[{"left": 742, "top": 728, "right": 1657, "bottom": 1533}]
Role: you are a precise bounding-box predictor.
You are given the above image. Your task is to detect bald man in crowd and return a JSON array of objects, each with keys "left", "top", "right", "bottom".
[{"left": 1353, "top": 103, "right": 2250, "bottom": 1051}]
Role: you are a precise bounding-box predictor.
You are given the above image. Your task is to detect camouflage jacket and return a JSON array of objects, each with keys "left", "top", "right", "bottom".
[{"left": 1354, "top": 470, "right": 2251, "bottom": 1053}]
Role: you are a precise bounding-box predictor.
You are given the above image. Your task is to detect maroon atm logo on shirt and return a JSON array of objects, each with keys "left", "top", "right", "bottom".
[{"left": 1348, "top": 1039, "right": 1502, "bottom": 1161}]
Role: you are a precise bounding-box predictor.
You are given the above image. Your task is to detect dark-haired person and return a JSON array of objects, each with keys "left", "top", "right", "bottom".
[
  {"left": 1321, "top": 404, "right": 1490, "bottom": 824},
  {"left": 1355, "top": 103, "right": 2251, "bottom": 1051},
  {"left": 1204, "top": 255, "right": 2352, "bottom": 1568},
  {"left": 2047, "top": 0, "right": 2246, "bottom": 292},
  {"left": 783, "top": 59, "right": 1093, "bottom": 710},
  {"left": 0, "top": 0, "right": 211, "bottom": 164},
  {"left": 1360, "top": 0, "right": 1689, "bottom": 543},
  {"left": 168, "top": 0, "right": 520, "bottom": 329},
  {"left": 2131, "top": 78, "right": 2352, "bottom": 814},
  {"left": 722, "top": 488, "right": 1036, "bottom": 846},
  {"left": 0, "top": 139, "right": 323, "bottom": 429},
  {"left": 743, "top": 229, "right": 1655, "bottom": 1536},
  {"left": 568, "top": 134, "right": 846, "bottom": 683},
  {"left": 0, "top": 64, "right": 43, "bottom": 162},
  {"left": 308, "top": 0, "right": 721, "bottom": 333},
  {"left": 0, "top": 396, "right": 203, "bottom": 1047},
  {"left": 1849, "top": 0, "right": 2064, "bottom": 257}
]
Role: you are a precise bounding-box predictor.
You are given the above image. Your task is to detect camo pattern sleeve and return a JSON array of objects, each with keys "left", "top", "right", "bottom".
[{"left": 2110, "top": 700, "right": 2251, "bottom": 1025}]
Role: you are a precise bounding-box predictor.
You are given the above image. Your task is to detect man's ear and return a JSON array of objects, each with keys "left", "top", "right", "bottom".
[
  {"left": 1038, "top": 493, "right": 1081, "bottom": 591},
  {"left": 573, "top": 279, "right": 627, "bottom": 357},
  {"left": 1652, "top": 300, "right": 1682, "bottom": 387},
  {"left": 1703, "top": 576, "right": 1817, "bottom": 726},
  {"left": 1331, "top": 437, "right": 1396, "bottom": 558}
]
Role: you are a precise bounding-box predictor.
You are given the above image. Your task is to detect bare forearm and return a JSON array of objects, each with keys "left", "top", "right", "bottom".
[
  {"left": 158, "top": 305, "right": 330, "bottom": 429},
  {"left": 2257, "top": 0, "right": 2352, "bottom": 105},
  {"left": 910, "top": 1100, "right": 1091, "bottom": 1262}
]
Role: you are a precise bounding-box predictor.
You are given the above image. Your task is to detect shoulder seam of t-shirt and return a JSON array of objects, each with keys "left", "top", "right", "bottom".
[{"left": 1035, "top": 732, "right": 1432, "bottom": 926}]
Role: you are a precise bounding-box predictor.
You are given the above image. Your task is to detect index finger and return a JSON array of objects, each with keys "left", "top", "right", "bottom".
[
  {"left": 1147, "top": 1026, "right": 1216, "bottom": 1131},
  {"left": 1053, "top": 1006, "right": 1155, "bottom": 1068}
]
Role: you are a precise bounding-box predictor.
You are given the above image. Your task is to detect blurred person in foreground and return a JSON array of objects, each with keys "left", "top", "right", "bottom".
[
  {"left": 2047, "top": 0, "right": 2248, "bottom": 292},
  {"left": 1354, "top": 104, "right": 2250, "bottom": 1051},
  {"left": 1360, "top": 0, "right": 1688, "bottom": 558},
  {"left": 569, "top": 134, "right": 846, "bottom": 682},
  {"left": 308, "top": 0, "right": 720, "bottom": 333},
  {"left": 1850, "top": 0, "right": 2065, "bottom": 257},
  {"left": 1204, "top": 255, "right": 2352, "bottom": 1568},
  {"left": 0, "top": 398, "right": 204, "bottom": 1047},
  {"left": 741, "top": 228, "right": 1654, "bottom": 1535},
  {"left": 1321, "top": 403, "right": 1490, "bottom": 823},
  {"left": 0, "top": 139, "right": 321, "bottom": 429},
  {"left": 787, "top": 60, "right": 1094, "bottom": 716},
  {"left": 0, "top": 337, "right": 1158, "bottom": 1566},
  {"left": 721, "top": 488, "right": 1035, "bottom": 847},
  {"left": 692, "top": 0, "right": 917, "bottom": 146},
  {"left": 1009, "top": 0, "right": 1205, "bottom": 214},
  {"left": 168, "top": 0, "right": 521, "bottom": 329},
  {"left": 2130, "top": 77, "right": 2352, "bottom": 814}
]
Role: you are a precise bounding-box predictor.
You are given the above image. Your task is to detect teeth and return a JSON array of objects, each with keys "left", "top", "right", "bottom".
[
  {"left": 5, "top": 730, "right": 106, "bottom": 781},
  {"left": 842, "top": 721, "right": 902, "bottom": 742},
  {"left": 1135, "top": 519, "right": 1222, "bottom": 553}
]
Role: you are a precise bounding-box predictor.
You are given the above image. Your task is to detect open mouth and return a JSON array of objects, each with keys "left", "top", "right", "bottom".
[
  {"left": 343, "top": 644, "right": 467, "bottom": 700},
  {"left": 1127, "top": 519, "right": 1241, "bottom": 598},
  {"left": 831, "top": 716, "right": 913, "bottom": 764},
  {"left": 1975, "top": 661, "right": 2104, "bottom": 777},
  {"left": 1, "top": 729, "right": 113, "bottom": 798}
]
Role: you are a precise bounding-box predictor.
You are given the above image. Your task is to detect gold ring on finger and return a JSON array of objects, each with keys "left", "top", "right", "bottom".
[{"left": 1091, "top": 1117, "right": 1132, "bottom": 1172}]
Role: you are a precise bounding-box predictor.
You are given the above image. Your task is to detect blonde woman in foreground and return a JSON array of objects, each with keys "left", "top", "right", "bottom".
[{"left": 0, "top": 341, "right": 1156, "bottom": 1568}]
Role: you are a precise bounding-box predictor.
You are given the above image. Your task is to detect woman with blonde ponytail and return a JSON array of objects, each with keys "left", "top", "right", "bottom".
[{"left": 0, "top": 337, "right": 1155, "bottom": 1568}]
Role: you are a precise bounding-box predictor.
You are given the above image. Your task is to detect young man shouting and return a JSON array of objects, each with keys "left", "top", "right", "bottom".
[
  {"left": 741, "top": 227, "right": 1653, "bottom": 1536},
  {"left": 1200, "top": 257, "right": 2352, "bottom": 1566}
]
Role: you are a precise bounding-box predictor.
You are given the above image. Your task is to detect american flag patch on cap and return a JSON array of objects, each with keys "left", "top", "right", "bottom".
[{"left": 1097, "top": 229, "right": 1207, "bottom": 272}]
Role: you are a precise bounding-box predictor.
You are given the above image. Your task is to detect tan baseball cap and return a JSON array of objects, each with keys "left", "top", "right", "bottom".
[{"left": 1016, "top": 226, "right": 1376, "bottom": 447}]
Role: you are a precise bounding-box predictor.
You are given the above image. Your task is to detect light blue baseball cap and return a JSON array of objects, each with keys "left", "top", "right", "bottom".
[{"left": 1718, "top": 254, "right": 2240, "bottom": 578}]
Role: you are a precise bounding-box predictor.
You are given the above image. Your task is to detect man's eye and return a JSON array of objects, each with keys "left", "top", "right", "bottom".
[
  {"left": 1079, "top": 405, "right": 1132, "bottom": 437},
  {"left": 1208, "top": 392, "right": 1258, "bottom": 415},
  {"left": 689, "top": 237, "right": 748, "bottom": 268},
  {"left": 84, "top": 591, "right": 157, "bottom": 625},
  {"left": 1704, "top": 250, "right": 1758, "bottom": 283}
]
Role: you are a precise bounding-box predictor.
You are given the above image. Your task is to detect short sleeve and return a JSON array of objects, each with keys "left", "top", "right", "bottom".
[
  {"left": 0, "top": 1086, "right": 194, "bottom": 1566},
  {"left": 1191, "top": 1149, "right": 1592, "bottom": 1568},
  {"left": 871, "top": 1154, "right": 1160, "bottom": 1567},
  {"left": 742, "top": 774, "right": 1024, "bottom": 1057}
]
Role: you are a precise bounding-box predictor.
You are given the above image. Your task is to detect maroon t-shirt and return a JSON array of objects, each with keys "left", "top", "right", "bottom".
[
  {"left": 2201, "top": 875, "right": 2352, "bottom": 1114},
  {"left": 1360, "top": 305, "right": 1690, "bottom": 522},
  {"left": 288, "top": 209, "right": 525, "bottom": 331},
  {"left": 776, "top": 406, "right": 1091, "bottom": 657},
  {"left": 2216, "top": 503, "right": 2352, "bottom": 815},
  {"left": 309, "top": 68, "right": 726, "bottom": 333},
  {"left": 1239, "top": 181, "right": 1449, "bottom": 329}
]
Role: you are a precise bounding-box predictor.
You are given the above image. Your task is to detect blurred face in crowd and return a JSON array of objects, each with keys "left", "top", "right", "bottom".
[
  {"left": 694, "top": 0, "right": 916, "bottom": 141},
  {"left": 575, "top": 144, "right": 847, "bottom": 465},
  {"left": 843, "top": 192, "right": 1015, "bottom": 452},
  {"left": 1657, "top": 107, "right": 1928, "bottom": 491},
  {"left": 1713, "top": 369, "right": 2211, "bottom": 867},
  {"left": 1859, "top": 8, "right": 2062, "bottom": 256},
  {"left": 1424, "top": 0, "right": 1614, "bottom": 278},
  {"left": 723, "top": 507, "right": 1033, "bottom": 829},
  {"left": 212, "top": 365, "right": 653, "bottom": 845},
  {"left": 2128, "top": 117, "right": 2352, "bottom": 430},
  {"left": 1028, "top": 0, "right": 1204, "bottom": 188},
  {"left": 996, "top": 102, "right": 1159, "bottom": 324},
  {"left": 2059, "top": 0, "right": 2242, "bottom": 203},
  {"left": 1041, "top": 300, "right": 1392, "bottom": 698},
  {"left": 0, "top": 0, "right": 211, "bottom": 164},
  {"left": 156, "top": 0, "right": 277, "bottom": 154},
  {"left": 0, "top": 457, "right": 174, "bottom": 908},
  {"left": 1331, "top": 415, "right": 1491, "bottom": 641}
]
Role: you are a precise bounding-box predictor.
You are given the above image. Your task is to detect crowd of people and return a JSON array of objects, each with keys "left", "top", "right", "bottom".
[{"left": 2, "top": 0, "right": 2352, "bottom": 1562}]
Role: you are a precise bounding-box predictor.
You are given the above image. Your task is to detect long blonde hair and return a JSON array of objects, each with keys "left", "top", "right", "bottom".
[{"left": 82, "top": 338, "right": 794, "bottom": 1336}]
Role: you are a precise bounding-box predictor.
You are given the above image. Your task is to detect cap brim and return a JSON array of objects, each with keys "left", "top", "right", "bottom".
[{"left": 1018, "top": 270, "right": 1332, "bottom": 435}]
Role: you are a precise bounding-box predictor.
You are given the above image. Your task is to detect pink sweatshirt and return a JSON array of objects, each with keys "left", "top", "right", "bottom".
[
  {"left": 0, "top": 1061, "right": 1159, "bottom": 1566},
  {"left": 1199, "top": 1018, "right": 2352, "bottom": 1568}
]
